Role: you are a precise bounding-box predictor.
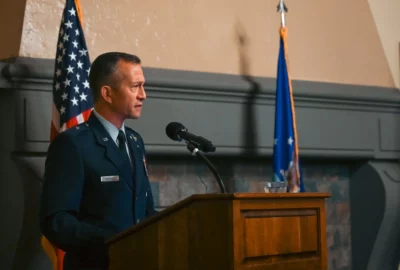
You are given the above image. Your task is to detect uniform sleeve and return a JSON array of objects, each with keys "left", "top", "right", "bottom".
[
  {"left": 139, "top": 135, "right": 159, "bottom": 217},
  {"left": 145, "top": 179, "right": 158, "bottom": 217},
  {"left": 39, "top": 132, "right": 115, "bottom": 255}
]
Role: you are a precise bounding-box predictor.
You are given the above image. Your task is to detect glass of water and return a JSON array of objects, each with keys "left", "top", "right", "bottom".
[{"left": 264, "top": 181, "right": 288, "bottom": 193}]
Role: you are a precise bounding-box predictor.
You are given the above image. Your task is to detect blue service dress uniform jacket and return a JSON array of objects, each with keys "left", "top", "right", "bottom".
[{"left": 39, "top": 112, "right": 157, "bottom": 269}]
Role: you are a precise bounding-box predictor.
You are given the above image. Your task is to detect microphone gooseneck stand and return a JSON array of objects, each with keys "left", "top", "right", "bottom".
[{"left": 186, "top": 142, "right": 226, "bottom": 194}]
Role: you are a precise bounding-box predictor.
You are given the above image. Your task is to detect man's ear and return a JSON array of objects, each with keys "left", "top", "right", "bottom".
[{"left": 100, "top": 85, "right": 113, "bottom": 104}]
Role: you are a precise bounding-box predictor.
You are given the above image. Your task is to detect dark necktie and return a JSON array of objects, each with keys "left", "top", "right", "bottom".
[{"left": 117, "top": 130, "right": 132, "bottom": 168}]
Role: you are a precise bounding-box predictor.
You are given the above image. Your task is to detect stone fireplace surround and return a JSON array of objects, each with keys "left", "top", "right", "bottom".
[{"left": 1, "top": 57, "right": 400, "bottom": 270}]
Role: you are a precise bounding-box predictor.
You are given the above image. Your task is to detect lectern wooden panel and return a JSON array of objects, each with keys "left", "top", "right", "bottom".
[{"left": 106, "top": 193, "right": 330, "bottom": 270}]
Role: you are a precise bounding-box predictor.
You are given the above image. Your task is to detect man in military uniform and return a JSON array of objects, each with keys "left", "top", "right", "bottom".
[{"left": 39, "top": 52, "right": 157, "bottom": 269}]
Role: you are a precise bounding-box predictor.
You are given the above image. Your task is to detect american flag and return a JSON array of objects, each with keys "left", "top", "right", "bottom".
[
  {"left": 43, "top": 1, "right": 92, "bottom": 268},
  {"left": 50, "top": 0, "right": 93, "bottom": 141}
]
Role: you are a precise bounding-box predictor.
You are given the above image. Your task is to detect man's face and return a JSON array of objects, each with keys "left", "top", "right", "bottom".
[{"left": 109, "top": 61, "right": 146, "bottom": 120}]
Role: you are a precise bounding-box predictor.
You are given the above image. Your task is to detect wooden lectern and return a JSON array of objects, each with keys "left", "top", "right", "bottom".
[{"left": 106, "top": 193, "right": 331, "bottom": 270}]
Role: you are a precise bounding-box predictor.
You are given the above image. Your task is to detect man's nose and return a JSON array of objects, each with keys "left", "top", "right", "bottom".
[{"left": 138, "top": 86, "right": 146, "bottom": 100}]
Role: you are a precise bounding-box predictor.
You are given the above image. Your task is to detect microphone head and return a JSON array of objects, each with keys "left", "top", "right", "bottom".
[{"left": 165, "top": 122, "right": 185, "bottom": 141}]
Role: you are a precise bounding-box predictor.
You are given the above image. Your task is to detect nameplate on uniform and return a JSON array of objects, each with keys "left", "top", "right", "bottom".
[{"left": 100, "top": 175, "right": 119, "bottom": 182}]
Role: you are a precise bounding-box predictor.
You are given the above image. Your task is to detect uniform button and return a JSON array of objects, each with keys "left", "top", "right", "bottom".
[
  {"left": 136, "top": 218, "right": 139, "bottom": 223},
  {"left": 136, "top": 197, "right": 138, "bottom": 200}
]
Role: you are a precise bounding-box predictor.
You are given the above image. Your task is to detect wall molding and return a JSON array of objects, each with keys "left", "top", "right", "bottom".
[{"left": 1, "top": 57, "right": 400, "bottom": 159}]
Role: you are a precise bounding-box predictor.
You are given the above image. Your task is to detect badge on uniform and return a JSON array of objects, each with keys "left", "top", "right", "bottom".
[
  {"left": 129, "top": 134, "right": 137, "bottom": 142},
  {"left": 143, "top": 156, "right": 148, "bottom": 177},
  {"left": 100, "top": 175, "right": 119, "bottom": 182},
  {"left": 129, "top": 134, "right": 139, "bottom": 147}
]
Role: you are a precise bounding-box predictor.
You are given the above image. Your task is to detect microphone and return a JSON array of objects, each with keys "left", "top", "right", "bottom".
[
  {"left": 165, "top": 122, "right": 226, "bottom": 193},
  {"left": 165, "top": 122, "right": 216, "bottom": 153}
]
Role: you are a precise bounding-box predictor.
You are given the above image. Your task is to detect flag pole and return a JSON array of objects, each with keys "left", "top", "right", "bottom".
[{"left": 277, "top": 0, "right": 288, "bottom": 27}]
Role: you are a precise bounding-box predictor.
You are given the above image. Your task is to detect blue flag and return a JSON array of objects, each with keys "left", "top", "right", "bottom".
[{"left": 272, "top": 27, "right": 304, "bottom": 193}]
